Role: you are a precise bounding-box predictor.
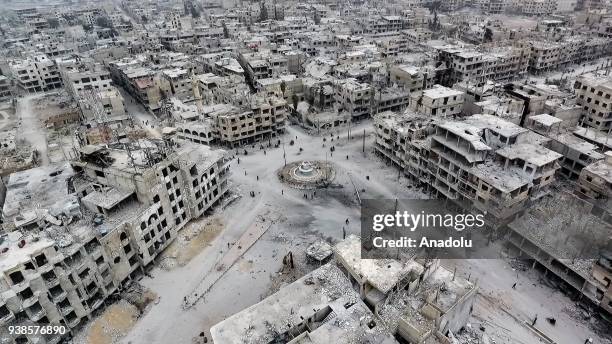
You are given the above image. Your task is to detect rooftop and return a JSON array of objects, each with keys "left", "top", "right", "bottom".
[
  {"left": 422, "top": 85, "right": 464, "bottom": 100},
  {"left": 496, "top": 143, "right": 562, "bottom": 167},
  {"left": 2, "top": 163, "right": 76, "bottom": 226},
  {"left": 508, "top": 191, "right": 610, "bottom": 277},
  {"left": 463, "top": 114, "right": 528, "bottom": 139},
  {"left": 470, "top": 161, "right": 532, "bottom": 193},
  {"left": 210, "top": 263, "right": 398, "bottom": 344},
  {"left": 583, "top": 151, "right": 612, "bottom": 184},
  {"left": 528, "top": 114, "right": 563, "bottom": 127},
  {"left": 333, "top": 235, "right": 423, "bottom": 294},
  {"left": 437, "top": 122, "right": 491, "bottom": 152}
]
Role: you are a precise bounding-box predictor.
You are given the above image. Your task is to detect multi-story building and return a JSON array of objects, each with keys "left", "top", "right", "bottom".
[
  {"left": 198, "top": 52, "right": 245, "bottom": 77},
  {"left": 62, "top": 65, "right": 114, "bottom": 98},
  {"left": 525, "top": 114, "right": 605, "bottom": 180},
  {"left": 556, "top": 0, "right": 578, "bottom": 11},
  {"left": 476, "top": 0, "right": 506, "bottom": 13},
  {"left": 374, "top": 88, "right": 410, "bottom": 114},
  {"left": 373, "top": 15, "right": 404, "bottom": 33},
  {"left": 0, "top": 142, "right": 230, "bottom": 343},
  {"left": 374, "top": 112, "right": 562, "bottom": 225},
  {"left": 0, "top": 76, "right": 13, "bottom": 103},
  {"left": 335, "top": 235, "right": 476, "bottom": 343},
  {"left": 197, "top": 74, "right": 251, "bottom": 108},
  {"left": 238, "top": 51, "right": 289, "bottom": 87},
  {"left": 432, "top": 43, "right": 530, "bottom": 85},
  {"left": 172, "top": 89, "right": 287, "bottom": 148},
  {"left": 577, "top": 151, "right": 612, "bottom": 203},
  {"left": 409, "top": 85, "right": 464, "bottom": 118},
  {"left": 8, "top": 55, "right": 63, "bottom": 94},
  {"left": 574, "top": 72, "right": 612, "bottom": 134},
  {"left": 505, "top": 82, "right": 567, "bottom": 118},
  {"left": 390, "top": 64, "right": 436, "bottom": 93},
  {"left": 208, "top": 95, "right": 287, "bottom": 147},
  {"left": 402, "top": 28, "right": 432, "bottom": 45},
  {"left": 108, "top": 61, "right": 163, "bottom": 113},
  {"left": 160, "top": 68, "right": 195, "bottom": 102},
  {"left": 374, "top": 34, "right": 409, "bottom": 58},
  {"left": 514, "top": 0, "right": 557, "bottom": 15},
  {"left": 520, "top": 37, "right": 612, "bottom": 74},
  {"left": 334, "top": 78, "right": 372, "bottom": 120},
  {"left": 506, "top": 191, "right": 612, "bottom": 318},
  {"left": 441, "top": 0, "right": 465, "bottom": 11}
]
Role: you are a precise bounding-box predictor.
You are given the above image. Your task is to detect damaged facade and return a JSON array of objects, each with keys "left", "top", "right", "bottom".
[
  {"left": 212, "top": 235, "right": 476, "bottom": 344},
  {"left": 0, "top": 140, "right": 230, "bottom": 343},
  {"left": 374, "top": 109, "right": 562, "bottom": 226}
]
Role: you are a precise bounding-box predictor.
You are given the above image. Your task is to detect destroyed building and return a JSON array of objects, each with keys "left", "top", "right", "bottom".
[
  {"left": 506, "top": 190, "right": 612, "bottom": 317},
  {"left": 170, "top": 93, "right": 287, "bottom": 148},
  {"left": 211, "top": 235, "right": 477, "bottom": 344},
  {"left": 577, "top": 151, "right": 612, "bottom": 204},
  {"left": 374, "top": 111, "right": 563, "bottom": 225},
  {"left": 0, "top": 140, "right": 230, "bottom": 343},
  {"left": 210, "top": 263, "right": 399, "bottom": 344},
  {"left": 574, "top": 72, "right": 612, "bottom": 134}
]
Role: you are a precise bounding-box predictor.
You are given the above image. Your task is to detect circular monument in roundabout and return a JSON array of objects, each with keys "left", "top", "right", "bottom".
[{"left": 278, "top": 160, "right": 336, "bottom": 189}]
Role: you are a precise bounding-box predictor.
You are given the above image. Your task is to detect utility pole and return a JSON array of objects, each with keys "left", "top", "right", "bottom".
[
  {"left": 362, "top": 128, "right": 366, "bottom": 154},
  {"left": 348, "top": 116, "right": 351, "bottom": 140},
  {"left": 325, "top": 152, "right": 328, "bottom": 183}
]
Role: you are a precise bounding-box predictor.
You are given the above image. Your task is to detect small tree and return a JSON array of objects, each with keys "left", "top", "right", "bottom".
[
  {"left": 280, "top": 81, "right": 286, "bottom": 96},
  {"left": 292, "top": 93, "right": 298, "bottom": 110},
  {"left": 222, "top": 22, "right": 230, "bottom": 38},
  {"left": 191, "top": 6, "right": 201, "bottom": 18},
  {"left": 319, "top": 87, "right": 325, "bottom": 108},
  {"left": 260, "top": 2, "right": 268, "bottom": 22},
  {"left": 484, "top": 27, "right": 493, "bottom": 42},
  {"left": 141, "top": 15, "right": 148, "bottom": 23}
]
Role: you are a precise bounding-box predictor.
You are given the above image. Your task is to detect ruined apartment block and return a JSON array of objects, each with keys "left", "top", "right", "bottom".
[
  {"left": 334, "top": 235, "right": 477, "bottom": 343},
  {"left": 334, "top": 78, "right": 373, "bottom": 120},
  {"left": 172, "top": 92, "right": 287, "bottom": 148},
  {"left": 0, "top": 140, "right": 230, "bottom": 343},
  {"left": 160, "top": 68, "right": 196, "bottom": 103},
  {"left": 409, "top": 85, "right": 464, "bottom": 118},
  {"left": 574, "top": 72, "right": 612, "bottom": 133},
  {"left": 374, "top": 112, "right": 562, "bottom": 225},
  {"left": 211, "top": 235, "right": 476, "bottom": 344},
  {"left": 108, "top": 59, "right": 163, "bottom": 113},
  {"left": 577, "top": 151, "right": 612, "bottom": 203},
  {"left": 506, "top": 191, "right": 612, "bottom": 316},
  {"left": 519, "top": 37, "right": 612, "bottom": 74},
  {"left": 7, "top": 55, "right": 63, "bottom": 94},
  {"left": 0, "top": 76, "right": 13, "bottom": 103},
  {"left": 524, "top": 114, "right": 606, "bottom": 180}
]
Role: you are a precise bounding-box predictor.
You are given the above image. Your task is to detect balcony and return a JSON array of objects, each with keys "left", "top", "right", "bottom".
[
  {"left": 59, "top": 304, "right": 74, "bottom": 316},
  {"left": 49, "top": 288, "right": 67, "bottom": 302},
  {"left": 66, "top": 315, "right": 81, "bottom": 328},
  {"left": 27, "top": 306, "right": 46, "bottom": 322},
  {"left": 0, "top": 311, "right": 14, "bottom": 325},
  {"left": 47, "top": 335, "right": 62, "bottom": 344},
  {"left": 21, "top": 293, "right": 39, "bottom": 308}
]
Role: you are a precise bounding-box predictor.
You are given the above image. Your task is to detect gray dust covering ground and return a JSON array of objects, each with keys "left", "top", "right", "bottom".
[{"left": 109, "top": 122, "right": 610, "bottom": 344}]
